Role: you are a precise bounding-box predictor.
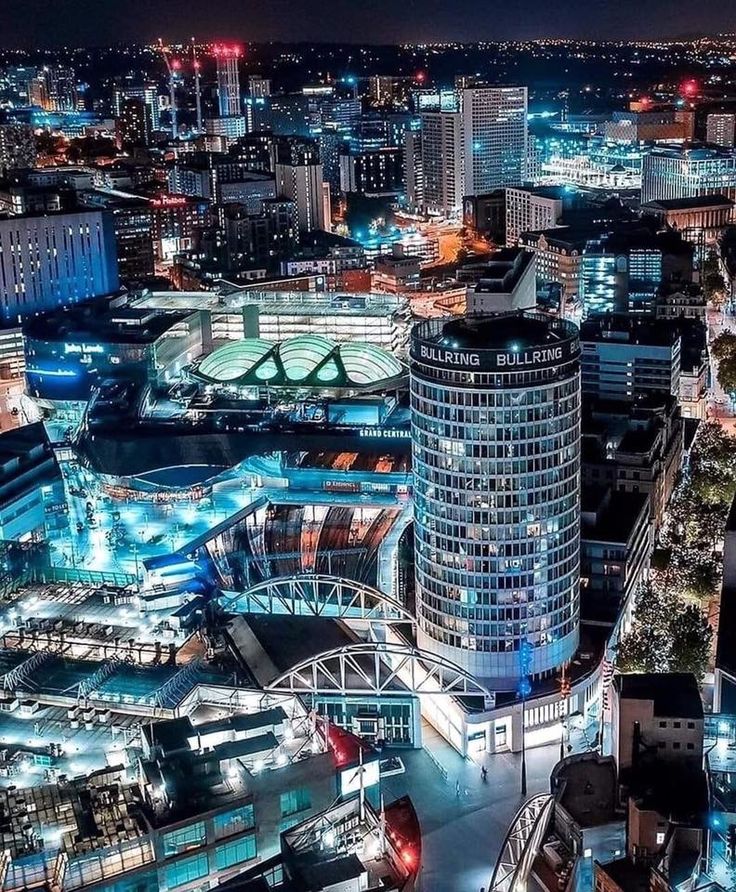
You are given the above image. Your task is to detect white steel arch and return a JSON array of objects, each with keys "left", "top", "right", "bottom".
[
  {"left": 221, "top": 575, "right": 415, "bottom": 624},
  {"left": 264, "top": 641, "right": 494, "bottom": 699},
  {"left": 488, "top": 794, "right": 554, "bottom": 892}
]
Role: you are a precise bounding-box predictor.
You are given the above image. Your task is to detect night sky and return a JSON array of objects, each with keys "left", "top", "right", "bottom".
[{"left": 3, "top": 0, "right": 736, "bottom": 47}]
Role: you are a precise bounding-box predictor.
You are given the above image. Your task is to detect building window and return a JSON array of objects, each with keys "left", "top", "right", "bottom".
[
  {"left": 656, "top": 832, "right": 666, "bottom": 845},
  {"left": 161, "top": 821, "right": 206, "bottom": 858},
  {"left": 280, "top": 788, "right": 312, "bottom": 817},
  {"left": 673, "top": 742, "right": 681, "bottom": 750},
  {"left": 213, "top": 804, "right": 255, "bottom": 839},
  {"left": 659, "top": 721, "right": 667, "bottom": 728},
  {"left": 686, "top": 743, "right": 695, "bottom": 750},
  {"left": 673, "top": 721, "right": 681, "bottom": 729},
  {"left": 214, "top": 834, "right": 257, "bottom": 870},
  {"left": 687, "top": 722, "right": 695, "bottom": 729},
  {"left": 163, "top": 852, "right": 209, "bottom": 889}
]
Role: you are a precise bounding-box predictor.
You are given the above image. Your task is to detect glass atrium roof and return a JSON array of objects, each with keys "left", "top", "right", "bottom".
[{"left": 194, "top": 335, "right": 405, "bottom": 389}]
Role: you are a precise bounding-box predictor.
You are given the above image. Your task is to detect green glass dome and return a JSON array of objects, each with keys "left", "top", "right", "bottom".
[{"left": 193, "top": 335, "right": 405, "bottom": 389}]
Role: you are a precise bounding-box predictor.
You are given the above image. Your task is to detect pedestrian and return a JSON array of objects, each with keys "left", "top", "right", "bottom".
[
  {"left": 481, "top": 765, "right": 488, "bottom": 782},
  {"left": 455, "top": 779, "right": 460, "bottom": 798}
]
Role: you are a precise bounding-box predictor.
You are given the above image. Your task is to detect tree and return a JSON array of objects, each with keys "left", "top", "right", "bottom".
[
  {"left": 668, "top": 604, "right": 712, "bottom": 679},
  {"left": 615, "top": 582, "right": 713, "bottom": 683},
  {"left": 711, "top": 332, "right": 736, "bottom": 396}
]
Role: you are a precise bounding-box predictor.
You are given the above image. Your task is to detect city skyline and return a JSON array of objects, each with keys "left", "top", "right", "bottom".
[{"left": 3, "top": 0, "right": 736, "bottom": 47}]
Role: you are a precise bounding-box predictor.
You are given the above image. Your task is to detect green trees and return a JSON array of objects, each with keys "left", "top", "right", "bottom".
[
  {"left": 712, "top": 332, "right": 736, "bottom": 396},
  {"left": 616, "top": 583, "right": 712, "bottom": 682},
  {"left": 703, "top": 252, "right": 727, "bottom": 308}
]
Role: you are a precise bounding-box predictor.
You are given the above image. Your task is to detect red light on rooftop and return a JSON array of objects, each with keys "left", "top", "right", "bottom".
[
  {"left": 680, "top": 78, "right": 699, "bottom": 98},
  {"left": 213, "top": 44, "right": 242, "bottom": 58},
  {"left": 415, "top": 71, "right": 426, "bottom": 83},
  {"left": 172, "top": 59, "right": 181, "bottom": 70}
]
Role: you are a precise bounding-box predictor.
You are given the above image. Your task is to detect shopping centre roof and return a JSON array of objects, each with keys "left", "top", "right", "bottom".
[{"left": 193, "top": 335, "right": 405, "bottom": 388}]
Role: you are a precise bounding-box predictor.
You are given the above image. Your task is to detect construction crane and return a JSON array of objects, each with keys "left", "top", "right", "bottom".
[
  {"left": 191, "top": 38, "right": 203, "bottom": 134},
  {"left": 158, "top": 38, "right": 180, "bottom": 139}
]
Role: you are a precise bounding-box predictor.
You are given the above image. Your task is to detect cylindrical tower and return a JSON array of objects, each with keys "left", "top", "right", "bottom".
[{"left": 410, "top": 312, "right": 581, "bottom": 689}]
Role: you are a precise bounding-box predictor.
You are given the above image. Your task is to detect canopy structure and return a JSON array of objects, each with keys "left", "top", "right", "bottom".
[{"left": 193, "top": 335, "right": 405, "bottom": 390}]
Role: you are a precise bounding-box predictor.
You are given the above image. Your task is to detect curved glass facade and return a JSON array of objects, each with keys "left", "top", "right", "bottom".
[{"left": 410, "top": 313, "right": 581, "bottom": 687}]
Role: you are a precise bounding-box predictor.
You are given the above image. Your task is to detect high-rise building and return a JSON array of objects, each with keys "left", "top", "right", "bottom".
[
  {"left": 706, "top": 112, "right": 736, "bottom": 148},
  {"left": 504, "top": 185, "right": 564, "bottom": 246},
  {"left": 248, "top": 74, "right": 271, "bottom": 98},
  {"left": 0, "top": 210, "right": 119, "bottom": 321},
  {"left": 579, "top": 227, "right": 693, "bottom": 317},
  {"left": 579, "top": 313, "right": 682, "bottom": 402},
  {"left": 0, "top": 122, "right": 36, "bottom": 174},
  {"left": 419, "top": 102, "right": 463, "bottom": 216},
  {"left": 410, "top": 312, "right": 581, "bottom": 686},
  {"left": 404, "top": 123, "right": 423, "bottom": 210},
  {"left": 339, "top": 146, "right": 404, "bottom": 197},
  {"left": 31, "top": 65, "right": 77, "bottom": 112},
  {"left": 641, "top": 145, "right": 736, "bottom": 204},
  {"left": 115, "top": 97, "right": 152, "bottom": 148},
  {"left": 214, "top": 45, "right": 242, "bottom": 118},
  {"left": 274, "top": 137, "right": 327, "bottom": 233},
  {"left": 461, "top": 86, "right": 528, "bottom": 196},
  {"left": 113, "top": 83, "right": 160, "bottom": 130}
]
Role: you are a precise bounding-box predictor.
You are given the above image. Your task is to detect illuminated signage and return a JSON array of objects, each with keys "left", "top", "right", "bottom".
[
  {"left": 64, "top": 343, "right": 105, "bottom": 355},
  {"left": 419, "top": 345, "right": 480, "bottom": 368},
  {"left": 497, "top": 346, "right": 564, "bottom": 367}
]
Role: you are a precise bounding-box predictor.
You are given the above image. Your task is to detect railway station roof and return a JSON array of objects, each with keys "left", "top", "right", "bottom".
[{"left": 193, "top": 335, "right": 405, "bottom": 389}]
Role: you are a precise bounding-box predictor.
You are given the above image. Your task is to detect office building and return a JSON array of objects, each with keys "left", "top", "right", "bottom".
[
  {"left": 582, "top": 396, "right": 682, "bottom": 530},
  {"left": 579, "top": 227, "right": 693, "bottom": 316},
  {"left": 0, "top": 422, "right": 65, "bottom": 541},
  {"left": 113, "top": 83, "right": 160, "bottom": 130},
  {"left": 419, "top": 101, "right": 463, "bottom": 216},
  {"left": 274, "top": 137, "right": 327, "bottom": 233},
  {"left": 115, "top": 96, "right": 152, "bottom": 148},
  {"left": 641, "top": 145, "right": 736, "bottom": 204},
  {"left": 80, "top": 192, "right": 155, "bottom": 282},
  {"left": 463, "top": 190, "right": 506, "bottom": 242},
  {"left": 579, "top": 313, "right": 681, "bottom": 402},
  {"left": 30, "top": 64, "right": 77, "bottom": 112},
  {"left": 0, "top": 210, "right": 119, "bottom": 322},
  {"left": 214, "top": 45, "right": 242, "bottom": 117},
  {"left": 248, "top": 74, "right": 271, "bottom": 98},
  {"left": 641, "top": 194, "right": 734, "bottom": 248},
  {"left": 504, "top": 185, "right": 564, "bottom": 246},
  {"left": 410, "top": 312, "right": 581, "bottom": 685},
  {"left": 339, "top": 146, "right": 404, "bottom": 197},
  {"left": 461, "top": 86, "right": 528, "bottom": 196},
  {"left": 205, "top": 115, "right": 248, "bottom": 141},
  {"left": 581, "top": 486, "right": 651, "bottom": 630},
  {"left": 707, "top": 112, "right": 736, "bottom": 147},
  {"left": 611, "top": 673, "right": 704, "bottom": 773},
  {"left": 404, "top": 122, "right": 423, "bottom": 209},
  {"left": 604, "top": 109, "right": 694, "bottom": 143},
  {"left": 519, "top": 225, "right": 592, "bottom": 312},
  {"left": 0, "top": 122, "right": 36, "bottom": 175},
  {"left": 460, "top": 247, "right": 537, "bottom": 313}
]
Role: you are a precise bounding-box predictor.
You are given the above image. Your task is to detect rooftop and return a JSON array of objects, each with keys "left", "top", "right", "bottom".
[
  {"left": 614, "top": 672, "right": 703, "bottom": 719},
  {"left": 642, "top": 194, "right": 735, "bottom": 211},
  {"left": 417, "top": 310, "right": 576, "bottom": 352},
  {"left": 192, "top": 335, "right": 406, "bottom": 389},
  {"left": 580, "top": 312, "right": 680, "bottom": 347}
]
